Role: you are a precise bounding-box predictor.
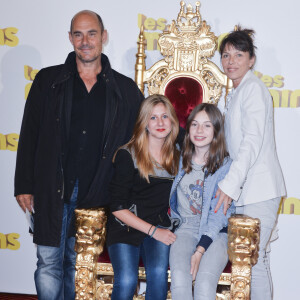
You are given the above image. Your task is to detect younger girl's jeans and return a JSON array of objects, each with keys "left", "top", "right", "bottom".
[{"left": 170, "top": 216, "right": 228, "bottom": 300}]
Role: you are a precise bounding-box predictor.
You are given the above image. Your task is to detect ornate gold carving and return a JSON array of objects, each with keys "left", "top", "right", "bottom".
[
  {"left": 134, "top": 1, "right": 230, "bottom": 104},
  {"left": 201, "top": 69, "right": 222, "bottom": 103},
  {"left": 75, "top": 208, "right": 107, "bottom": 300},
  {"left": 228, "top": 215, "right": 260, "bottom": 300},
  {"left": 177, "top": 1, "right": 201, "bottom": 26},
  {"left": 135, "top": 26, "right": 147, "bottom": 94},
  {"left": 134, "top": 1, "right": 235, "bottom": 102},
  {"left": 159, "top": 1, "right": 217, "bottom": 72},
  {"left": 147, "top": 67, "right": 170, "bottom": 95},
  {"left": 96, "top": 262, "right": 114, "bottom": 275},
  {"left": 216, "top": 291, "right": 231, "bottom": 300},
  {"left": 96, "top": 280, "right": 113, "bottom": 300},
  {"left": 218, "top": 272, "right": 231, "bottom": 286}
]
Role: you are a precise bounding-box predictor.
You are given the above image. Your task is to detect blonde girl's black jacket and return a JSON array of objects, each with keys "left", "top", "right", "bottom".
[{"left": 14, "top": 52, "right": 143, "bottom": 247}]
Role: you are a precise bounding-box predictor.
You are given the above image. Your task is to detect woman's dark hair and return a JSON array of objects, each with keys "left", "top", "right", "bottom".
[
  {"left": 182, "top": 103, "right": 228, "bottom": 175},
  {"left": 219, "top": 25, "right": 256, "bottom": 58}
]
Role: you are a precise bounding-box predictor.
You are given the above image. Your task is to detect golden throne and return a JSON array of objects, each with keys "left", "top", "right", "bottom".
[
  {"left": 135, "top": 0, "right": 231, "bottom": 128},
  {"left": 74, "top": 2, "right": 261, "bottom": 300}
]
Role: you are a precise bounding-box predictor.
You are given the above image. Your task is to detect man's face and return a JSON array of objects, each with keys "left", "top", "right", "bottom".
[{"left": 69, "top": 12, "right": 107, "bottom": 64}]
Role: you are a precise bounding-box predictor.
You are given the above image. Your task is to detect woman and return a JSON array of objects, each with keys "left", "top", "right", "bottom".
[
  {"left": 169, "top": 103, "right": 235, "bottom": 300},
  {"left": 216, "top": 27, "right": 286, "bottom": 300},
  {"left": 106, "top": 94, "right": 180, "bottom": 300}
]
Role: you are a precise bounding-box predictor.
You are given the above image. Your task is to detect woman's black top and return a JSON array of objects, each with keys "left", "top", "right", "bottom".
[{"left": 106, "top": 148, "right": 174, "bottom": 247}]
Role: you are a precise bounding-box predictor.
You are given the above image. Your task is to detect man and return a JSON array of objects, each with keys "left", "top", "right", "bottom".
[{"left": 14, "top": 10, "right": 143, "bottom": 300}]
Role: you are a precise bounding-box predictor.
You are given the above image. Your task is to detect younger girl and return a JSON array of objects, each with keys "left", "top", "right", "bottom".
[
  {"left": 106, "top": 94, "right": 180, "bottom": 300},
  {"left": 169, "top": 103, "right": 235, "bottom": 300}
]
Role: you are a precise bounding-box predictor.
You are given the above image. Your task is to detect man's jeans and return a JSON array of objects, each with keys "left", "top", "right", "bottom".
[
  {"left": 170, "top": 217, "right": 228, "bottom": 300},
  {"left": 108, "top": 237, "right": 170, "bottom": 300},
  {"left": 34, "top": 183, "right": 78, "bottom": 300},
  {"left": 236, "top": 197, "right": 281, "bottom": 300}
]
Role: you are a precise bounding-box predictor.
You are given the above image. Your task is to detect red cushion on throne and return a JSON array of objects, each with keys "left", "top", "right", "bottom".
[{"left": 164, "top": 77, "right": 203, "bottom": 128}]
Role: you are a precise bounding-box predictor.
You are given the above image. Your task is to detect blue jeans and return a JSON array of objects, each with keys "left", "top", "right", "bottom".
[
  {"left": 236, "top": 197, "right": 281, "bottom": 300},
  {"left": 34, "top": 183, "right": 78, "bottom": 300},
  {"left": 108, "top": 237, "right": 170, "bottom": 300},
  {"left": 170, "top": 217, "right": 228, "bottom": 300}
]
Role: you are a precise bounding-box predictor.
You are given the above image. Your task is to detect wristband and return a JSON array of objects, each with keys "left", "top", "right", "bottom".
[
  {"left": 150, "top": 225, "right": 158, "bottom": 238},
  {"left": 147, "top": 224, "right": 154, "bottom": 235},
  {"left": 195, "top": 249, "right": 204, "bottom": 255}
]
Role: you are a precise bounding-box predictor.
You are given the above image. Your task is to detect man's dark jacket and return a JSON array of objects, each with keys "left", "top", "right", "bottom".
[{"left": 14, "top": 52, "right": 143, "bottom": 247}]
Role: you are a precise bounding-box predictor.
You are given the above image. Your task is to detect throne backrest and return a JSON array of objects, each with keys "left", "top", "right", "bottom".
[{"left": 135, "top": 1, "right": 232, "bottom": 127}]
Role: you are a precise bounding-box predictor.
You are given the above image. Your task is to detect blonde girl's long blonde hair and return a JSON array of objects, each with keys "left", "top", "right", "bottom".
[{"left": 118, "top": 94, "right": 180, "bottom": 182}]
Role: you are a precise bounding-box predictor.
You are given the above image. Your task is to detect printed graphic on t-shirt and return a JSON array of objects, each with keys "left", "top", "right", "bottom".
[{"left": 183, "top": 179, "right": 203, "bottom": 215}]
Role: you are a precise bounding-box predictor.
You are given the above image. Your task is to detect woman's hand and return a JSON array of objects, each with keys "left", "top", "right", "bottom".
[
  {"left": 190, "top": 247, "right": 205, "bottom": 280},
  {"left": 214, "top": 188, "right": 232, "bottom": 215},
  {"left": 152, "top": 227, "right": 176, "bottom": 246}
]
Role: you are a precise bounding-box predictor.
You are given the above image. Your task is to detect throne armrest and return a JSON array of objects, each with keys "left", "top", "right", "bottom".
[{"left": 228, "top": 214, "right": 260, "bottom": 300}]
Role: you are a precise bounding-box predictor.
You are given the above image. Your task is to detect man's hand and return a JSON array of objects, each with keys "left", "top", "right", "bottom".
[
  {"left": 190, "top": 247, "right": 204, "bottom": 280},
  {"left": 215, "top": 188, "right": 232, "bottom": 215},
  {"left": 16, "top": 194, "right": 34, "bottom": 213}
]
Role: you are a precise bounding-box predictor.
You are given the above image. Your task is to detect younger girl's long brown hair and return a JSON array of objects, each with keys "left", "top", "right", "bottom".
[
  {"left": 118, "top": 94, "right": 180, "bottom": 182},
  {"left": 182, "top": 103, "right": 228, "bottom": 175}
]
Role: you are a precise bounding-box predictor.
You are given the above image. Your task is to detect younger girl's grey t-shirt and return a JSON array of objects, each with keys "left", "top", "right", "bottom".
[{"left": 177, "top": 162, "right": 204, "bottom": 217}]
